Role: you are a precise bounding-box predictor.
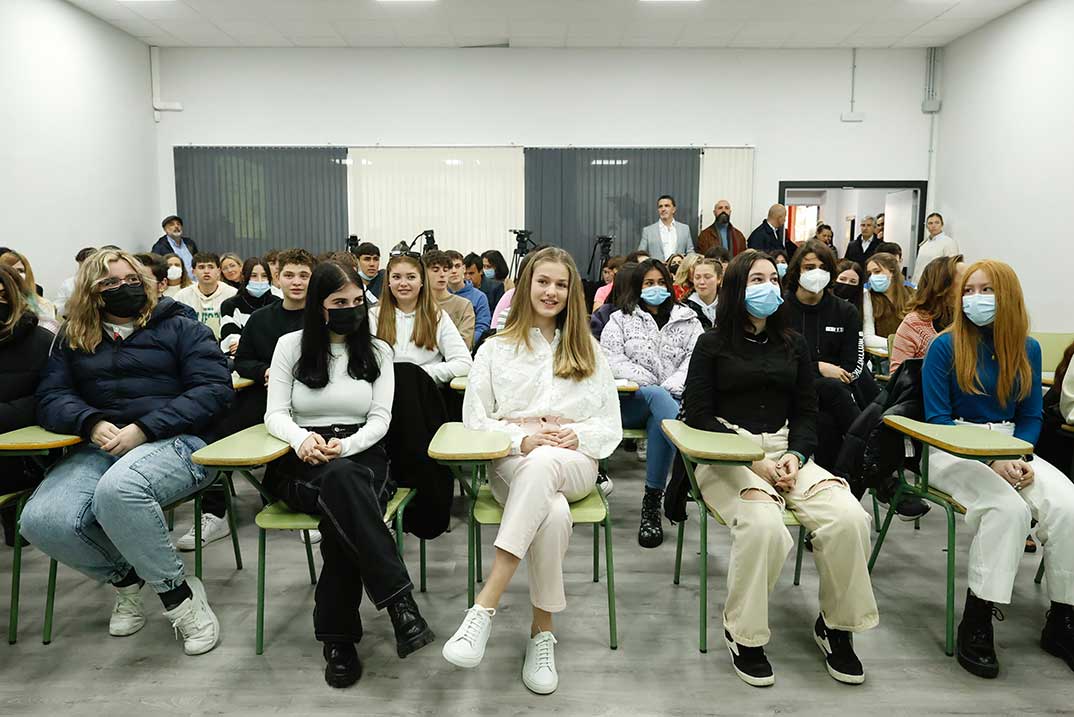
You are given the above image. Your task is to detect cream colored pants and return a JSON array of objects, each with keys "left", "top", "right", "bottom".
[
  {"left": 490, "top": 445, "right": 598, "bottom": 613},
  {"left": 696, "top": 424, "right": 879, "bottom": 647}
]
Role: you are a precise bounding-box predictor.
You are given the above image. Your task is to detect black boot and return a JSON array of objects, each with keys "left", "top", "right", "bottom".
[
  {"left": 323, "top": 642, "right": 362, "bottom": 688},
  {"left": 1041, "top": 602, "right": 1074, "bottom": 671},
  {"left": 957, "top": 589, "right": 1002, "bottom": 678},
  {"left": 638, "top": 487, "right": 664, "bottom": 549},
  {"left": 386, "top": 592, "right": 435, "bottom": 659}
]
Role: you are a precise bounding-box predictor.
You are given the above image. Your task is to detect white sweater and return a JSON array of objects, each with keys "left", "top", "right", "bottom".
[
  {"left": 264, "top": 330, "right": 394, "bottom": 458},
  {"left": 599, "top": 303, "right": 703, "bottom": 399},
  {"left": 912, "top": 232, "right": 960, "bottom": 284},
  {"left": 463, "top": 329, "right": 622, "bottom": 460},
  {"left": 369, "top": 306, "right": 472, "bottom": 385},
  {"left": 174, "top": 282, "right": 237, "bottom": 338}
]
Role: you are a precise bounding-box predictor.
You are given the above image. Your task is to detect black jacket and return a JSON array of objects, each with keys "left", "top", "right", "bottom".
[
  {"left": 150, "top": 235, "right": 199, "bottom": 258},
  {"left": 0, "top": 313, "right": 55, "bottom": 433},
  {"left": 475, "top": 277, "right": 505, "bottom": 312},
  {"left": 233, "top": 302, "right": 304, "bottom": 384},
  {"left": 747, "top": 221, "right": 796, "bottom": 257},
  {"left": 782, "top": 291, "right": 864, "bottom": 379},
  {"left": 35, "top": 298, "right": 232, "bottom": 442},
  {"left": 365, "top": 270, "right": 385, "bottom": 301},
  {"left": 844, "top": 235, "right": 880, "bottom": 267},
  {"left": 220, "top": 290, "right": 280, "bottom": 344},
  {"left": 589, "top": 303, "right": 619, "bottom": 340}
]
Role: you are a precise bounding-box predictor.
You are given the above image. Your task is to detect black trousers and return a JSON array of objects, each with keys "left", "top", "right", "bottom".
[
  {"left": 814, "top": 377, "right": 861, "bottom": 470},
  {"left": 264, "top": 443, "right": 413, "bottom": 644}
]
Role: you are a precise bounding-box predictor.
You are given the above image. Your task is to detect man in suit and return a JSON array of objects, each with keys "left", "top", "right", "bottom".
[
  {"left": 748, "top": 204, "right": 795, "bottom": 256},
  {"left": 150, "top": 215, "right": 199, "bottom": 275},
  {"left": 638, "top": 195, "right": 693, "bottom": 260},
  {"left": 696, "top": 199, "right": 747, "bottom": 256},
  {"left": 844, "top": 215, "right": 880, "bottom": 267}
]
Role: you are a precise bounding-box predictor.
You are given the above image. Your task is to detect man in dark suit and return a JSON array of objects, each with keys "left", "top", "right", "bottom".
[
  {"left": 748, "top": 204, "right": 796, "bottom": 256},
  {"left": 150, "top": 215, "right": 199, "bottom": 275},
  {"left": 844, "top": 215, "right": 880, "bottom": 267},
  {"left": 696, "top": 199, "right": 747, "bottom": 256}
]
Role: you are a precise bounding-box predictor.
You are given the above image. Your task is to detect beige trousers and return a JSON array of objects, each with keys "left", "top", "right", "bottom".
[
  {"left": 696, "top": 424, "right": 879, "bottom": 647},
  {"left": 489, "top": 445, "right": 598, "bottom": 613}
]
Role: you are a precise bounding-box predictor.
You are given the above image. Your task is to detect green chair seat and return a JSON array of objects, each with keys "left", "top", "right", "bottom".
[
  {"left": 621, "top": 427, "right": 647, "bottom": 441},
  {"left": 473, "top": 484, "right": 606, "bottom": 525},
  {"left": 256, "top": 502, "right": 319, "bottom": 531},
  {"left": 707, "top": 502, "right": 802, "bottom": 528}
]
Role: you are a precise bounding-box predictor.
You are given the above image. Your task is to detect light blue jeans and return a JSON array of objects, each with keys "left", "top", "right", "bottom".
[
  {"left": 619, "top": 384, "right": 681, "bottom": 491},
  {"left": 20, "top": 436, "right": 211, "bottom": 593}
]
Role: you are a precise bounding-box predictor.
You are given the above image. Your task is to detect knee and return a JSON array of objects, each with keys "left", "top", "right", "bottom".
[
  {"left": 989, "top": 490, "right": 1032, "bottom": 528},
  {"left": 91, "top": 468, "right": 143, "bottom": 517},
  {"left": 18, "top": 494, "right": 57, "bottom": 544},
  {"left": 734, "top": 491, "right": 790, "bottom": 543}
]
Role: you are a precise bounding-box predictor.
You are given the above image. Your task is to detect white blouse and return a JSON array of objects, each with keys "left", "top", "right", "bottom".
[
  {"left": 368, "top": 306, "right": 472, "bottom": 385},
  {"left": 264, "top": 330, "right": 394, "bottom": 458},
  {"left": 463, "top": 329, "right": 622, "bottom": 460}
]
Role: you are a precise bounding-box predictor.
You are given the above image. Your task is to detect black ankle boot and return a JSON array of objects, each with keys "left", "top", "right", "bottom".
[
  {"left": 957, "top": 589, "right": 1002, "bottom": 678},
  {"left": 638, "top": 487, "right": 664, "bottom": 549},
  {"left": 323, "top": 642, "right": 362, "bottom": 688},
  {"left": 1041, "top": 602, "right": 1074, "bottom": 671},
  {"left": 386, "top": 593, "right": 435, "bottom": 659}
]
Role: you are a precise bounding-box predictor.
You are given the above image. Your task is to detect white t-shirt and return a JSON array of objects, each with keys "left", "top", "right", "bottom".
[
  {"left": 659, "top": 221, "right": 677, "bottom": 260},
  {"left": 174, "top": 282, "right": 237, "bottom": 338}
]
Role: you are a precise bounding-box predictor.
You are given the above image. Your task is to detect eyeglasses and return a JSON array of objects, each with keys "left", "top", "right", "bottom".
[{"left": 95, "top": 275, "right": 143, "bottom": 291}]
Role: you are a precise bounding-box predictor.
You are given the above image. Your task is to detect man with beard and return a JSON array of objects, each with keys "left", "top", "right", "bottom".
[{"left": 696, "top": 199, "right": 747, "bottom": 256}]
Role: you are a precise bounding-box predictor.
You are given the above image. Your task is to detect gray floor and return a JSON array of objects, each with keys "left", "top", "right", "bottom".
[{"left": 2, "top": 451, "right": 1070, "bottom": 716}]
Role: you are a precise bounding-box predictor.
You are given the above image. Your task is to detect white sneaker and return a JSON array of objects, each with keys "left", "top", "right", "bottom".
[
  {"left": 522, "top": 631, "right": 559, "bottom": 695},
  {"left": 176, "top": 513, "right": 231, "bottom": 551},
  {"left": 296, "top": 529, "right": 322, "bottom": 545},
  {"left": 162, "top": 576, "right": 220, "bottom": 656},
  {"left": 636, "top": 439, "right": 648, "bottom": 462},
  {"left": 596, "top": 471, "right": 614, "bottom": 496},
  {"left": 109, "top": 583, "right": 146, "bottom": 637},
  {"left": 442, "top": 604, "right": 495, "bottom": 668}
]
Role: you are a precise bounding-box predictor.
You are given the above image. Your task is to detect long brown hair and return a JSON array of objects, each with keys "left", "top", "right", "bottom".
[
  {"left": 375, "top": 254, "right": 439, "bottom": 351},
  {"left": 0, "top": 251, "right": 38, "bottom": 291},
  {"left": 64, "top": 249, "right": 158, "bottom": 353},
  {"left": 951, "top": 260, "right": 1032, "bottom": 407},
  {"left": 906, "top": 253, "right": 963, "bottom": 329},
  {"left": 866, "top": 252, "right": 913, "bottom": 325},
  {"left": 163, "top": 253, "right": 192, "bottom": 288},
  {"left": 499, "top": 247, "right": 597, "bottom": 380},
  {"left": 0, "top": 265, "right": 29, "bottom": 336}
]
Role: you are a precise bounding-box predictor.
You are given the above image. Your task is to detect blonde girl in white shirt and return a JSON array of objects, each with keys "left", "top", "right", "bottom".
[{"left": 441, "top": 247, "right": 622, "bottom": 695}]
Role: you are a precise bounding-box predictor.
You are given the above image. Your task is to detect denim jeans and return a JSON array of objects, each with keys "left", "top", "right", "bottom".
[
  {"left": 619, "top": 384, "right": 681, "bottom": 490},
  {"left": 20, "top": 436, "right": 211, "bottom": 593}
]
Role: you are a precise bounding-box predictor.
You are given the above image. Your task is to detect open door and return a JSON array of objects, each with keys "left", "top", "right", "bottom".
[{"left": 883, "top": 189, "right": 919, "bottom": 275}]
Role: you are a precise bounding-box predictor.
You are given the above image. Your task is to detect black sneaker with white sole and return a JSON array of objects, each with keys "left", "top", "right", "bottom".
[
  {"left": 724, "top": 630, "right": 774, "bottom": 687},
  {"left": 595, "top": 470, "right": 614, "bottom": 496},
  {"left": 814, "top": 615, "right": 865, "bottom": 684}
]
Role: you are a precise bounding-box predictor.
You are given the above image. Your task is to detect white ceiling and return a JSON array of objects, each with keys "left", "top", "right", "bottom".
[{"left": 65, "top": 0, "right": 1031, "bottom": 49}]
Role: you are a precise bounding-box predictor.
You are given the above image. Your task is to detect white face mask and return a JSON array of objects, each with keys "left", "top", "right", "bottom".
[
  {"left": 167, "top": 266, "right": 183, "bottom": 281},
  {"left": 799, "top": 268, "right": 831, "bottom": 294}
]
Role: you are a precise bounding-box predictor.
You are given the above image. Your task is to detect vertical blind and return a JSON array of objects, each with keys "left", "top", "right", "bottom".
[
  {"left": 173, "top": 146, "right": 349, "bottom": 259},
  {"left": 524, "top": 148, "right": 701, "bottom": 280},
  {"left": 348, "top": 147, "right": 525, "bottom": 260},
  {"left": 698, "top": 147, "right": 756, "bottom": 236}
]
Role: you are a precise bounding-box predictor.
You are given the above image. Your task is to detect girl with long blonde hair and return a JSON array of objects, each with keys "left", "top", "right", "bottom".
[
  {"left": 19, "top": 248, "right": 233, "bottom": 656},
  {"left": 862, "top": 251, "right": 913, "bottom": 351},
  {"left": 922, "top": 259, "right": 1074, "bottom": 679},
  {"left": 443, "top": 247, "right": 621, "bottom": 695}
]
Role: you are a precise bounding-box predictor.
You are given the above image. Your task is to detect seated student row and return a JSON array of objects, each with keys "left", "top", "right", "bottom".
[{"left": 2, "top": 244, "right": 1073, "bottom": 694}]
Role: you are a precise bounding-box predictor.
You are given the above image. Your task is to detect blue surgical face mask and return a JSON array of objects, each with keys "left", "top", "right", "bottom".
[
  {"left": 640, "top": 286, "right": 671, "bottom": 306},
  {"left": 868, "top": 274, "right": 891, "bottom": 293},
  {"left": 483, "top": 268, "right": 496, "bottom": 279},
  {"left": 358, "top": 270, "right": 376, "bottom": 282},
  {"left": 776, "top": 263, "right": 788, "bottom": 278},
  {"left": 745, "top": 282, "right": 784, "bottom": 318},
  {"left": 962, "top": 294, "right": 996, "bottom": 327},
  {"left": 246, "top": 280, "right": 271, "bottom": 297}
]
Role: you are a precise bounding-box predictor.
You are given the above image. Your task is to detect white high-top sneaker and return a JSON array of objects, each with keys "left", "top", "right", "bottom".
[
  {"left": 109, "top": 583, "right": 146, "bottom": 637},
  {"left": 176, "top": 513, "right": 231, "bottom": 551},
  {"left": 162, "top": 577, "right": 220, "bottom": 655},
  {"left": 442, "top": 604, "right": 495, "bottom": 668},
  {"left": 522, "top": 631, "right": 559, "bottom": 695}
]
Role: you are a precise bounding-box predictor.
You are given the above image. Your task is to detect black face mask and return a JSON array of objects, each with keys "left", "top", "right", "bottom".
[
  {"left": 326, "top": 305, "right": 366, "bottom": 335},
  {"left": 101, "top": 283, "right": 148, "bottom": 318},
  {"left": 833, "top": 282, "right": 860, "bottom": 302},
  {"left": 669, "top": 263, "right": 681, "bottom": 276}
]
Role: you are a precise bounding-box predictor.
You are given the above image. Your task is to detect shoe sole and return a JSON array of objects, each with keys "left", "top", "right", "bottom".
[
  {"left": 1041, "top": 637, "right": 1074, "bottom": 671},
  {"left": 955, "top": 639, "right": 999, "bottom": 679},
  {"left": 176, "top": 529, "right": 231, "bottom": 552},
  {"left": 397, "top": 626, "right": 436, "bottom": 659},
  {"left": 442, "top": 643, "right": 485, "bottom": 669},
  {"left": 725, "top": 637, "right": 774, "bottom": 687},
  {"left": 522, "top": 673, "right": 558, "bottom": 695},
  {"left": 183, "top": 578, "right": 221, "bottom": 656},
  {"left": 109, "top": 619, "right": 146, "bottom": 637},
  {"left": 325, "top": 666, "right": 361, "bottom": 688},
  {"left": 813, "top": 632, "right": 865, "bottom": 684}
]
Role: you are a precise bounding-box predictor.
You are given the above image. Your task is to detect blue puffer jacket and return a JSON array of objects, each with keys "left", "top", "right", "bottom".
[{"left": 36, "top": 297, "right": 232, "bottom": 441}]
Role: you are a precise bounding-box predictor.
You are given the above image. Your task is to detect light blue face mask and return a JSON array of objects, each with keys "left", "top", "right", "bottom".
[
  {"left": 358, "top": 270, "right": 376, "bottom": 282},
  {"left": 246, "top": 280, "right": 271, "bottom": 298},
  {"left": 745, "top": 282, "right": 784, "bottom": 318},
  {"left": 776, "top": 263, "right": 788, "bottom": 278},
  {"left": 868, "top": 274, "right": 891, "bottom": 293},
  {"left": 483, "top": 268, "right": 496, "bottom": 279},
  {"left": 640, "top": 285, "right": 671, "bottom": 306},
  {"left": 962, "top": 294, "right": 996, "bottom": 327}
]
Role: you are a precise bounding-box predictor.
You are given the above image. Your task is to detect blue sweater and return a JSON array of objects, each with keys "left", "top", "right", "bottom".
[
  {"left": 450, "top": 281, "right": 491, "bottom": 341},
  {"left": 922, "top": 331, "right": 1043, "bottom": 443}
]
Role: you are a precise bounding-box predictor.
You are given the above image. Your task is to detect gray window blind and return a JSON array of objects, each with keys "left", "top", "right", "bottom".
[
  {"left": 524, "top": 148, "right": 701, "bottom": 279},
  {"left": 173, "top": 146, "right": 348, "bottom": 259}
]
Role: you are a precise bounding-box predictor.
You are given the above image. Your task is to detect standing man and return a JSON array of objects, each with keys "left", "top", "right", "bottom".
[
  {"left": 639, "top": 195, "right": 693, "bottom": 260},
  {"left": 844, "top": 215, "right": 880, "bottom": 267},
  {"left": 424, "top": 251, "right": 478, "bottom": 350},
  {"left": 354, "top": 242, "right": 384, "bottom": 301},
  {"left": 445, "top": 250, "right": 491, "bottom": 344},
  {"left": 748, "top": 204, "right": 794, "bottom": 256},
  {"left": 151, "top": 215, "right": 199, "bottom": 275},
  {"left": 912, "top": 212, "right": 960, "bottom": 284},
  {"left": 174, "top": 252, "right": 237, "bottom": 339},
  {"left": 876, "top": 213, "right": 885, "bottom": 241},
  {"left": 696, "top": 199, "right": 747, "bottom": 256},
  {"left": 463, "top": 252, "right": 505, "bottom": 310}
]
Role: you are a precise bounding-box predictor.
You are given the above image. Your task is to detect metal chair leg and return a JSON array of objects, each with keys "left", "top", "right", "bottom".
[
  {"left": 193, "top": 494, "right": 203, "bottom": 580},
  {"left": 1035, "top": 559, "right": 1045, "bottom": 585},
  {"left": 419, "top": 539, "right": 427, "bottom": 593},
  {"left": 872, "top": 492, "right": 881, "bottom": 532},
  {"left": 221, "top": 479, "right": 243, "bottom": 570},
  {"left": 475, "top": 523, "right": 483, "bottom": 583},
  {"left": 256, "top": 528, "right": 266, "bottom": 655},
  {"left": 868, "top": 503, "right": 898, "bottom": 572},
  {"left": 8, "top": 496, "right": 26, "bottom": 645},
  {"left": 793, "top": 525, "right": 806, "bottom": 586},
  {"left": 42, "top": 559, "right": 57, "bottom": 645},
  {"left": 944, "top": 502, "right": 957, "bottom": 657},
  {"left": 604, "top": 516, "right": 618, "bottom": 650},
  {"left": 673, "top": 521, "right": 685, "bottom": 585},
  {"left": 592, "top": 524, "right": 599, "bottom": 583},
  {"left": 303, "top": 530, "right": 317, "bottom": 585},
  {"left": 698, "top": 502, "right": 708, "bottom": 654}
]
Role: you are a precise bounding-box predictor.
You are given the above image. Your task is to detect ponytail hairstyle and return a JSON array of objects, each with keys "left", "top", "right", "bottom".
[{"left": 375, "top": 253, "right": 440, "bottom": 351}]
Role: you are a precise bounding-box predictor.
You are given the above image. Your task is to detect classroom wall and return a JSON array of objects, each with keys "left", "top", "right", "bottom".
[
  {"left": 155, "top": 46, "right": 933, "bottom": 245},
  {"left": 5, "top": 0, "right": 158, "bottom": 297},
  {"left": 935, "top": 0, "right": 1072, "bottom": 332}
]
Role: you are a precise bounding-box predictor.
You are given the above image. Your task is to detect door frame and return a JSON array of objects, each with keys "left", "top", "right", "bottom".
[{"left": 777, "top": 180, "right": 928, "bottom": 247}]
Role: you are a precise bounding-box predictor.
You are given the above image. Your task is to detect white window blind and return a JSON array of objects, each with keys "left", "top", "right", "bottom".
[{"left": 698, "top": 147, "right": 755, "bottom": 237}]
